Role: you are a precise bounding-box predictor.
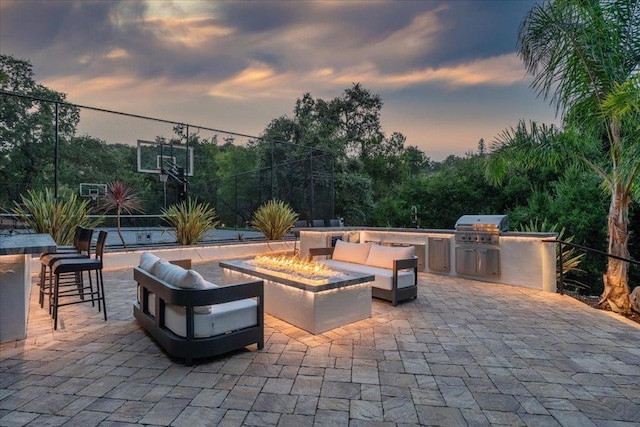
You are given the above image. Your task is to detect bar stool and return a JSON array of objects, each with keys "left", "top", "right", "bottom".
[
  {"left": 50, "top": 231, "right": 108, "bottom": 330},
  {"left": 39, "top": 227, "right": 94, "bottom": 308}
]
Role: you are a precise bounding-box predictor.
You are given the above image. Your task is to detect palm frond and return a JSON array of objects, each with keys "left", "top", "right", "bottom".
[{"left": 486, "top": 120, "right": 568, "bottom": 185}]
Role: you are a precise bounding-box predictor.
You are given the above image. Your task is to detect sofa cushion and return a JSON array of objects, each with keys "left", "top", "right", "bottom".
[
  {"left": 321, "top": 259, "right": 416, "bottom": 291},
  {"left": 142, "top": 262, "right": 219, "bottom": 314},
  {"left": 332, "top": 240, "right": 372, "bottom": 265},
  {"left": 365, "top": 244, "right": 415, "bottom": 270},
  {"left": 164, "top": 298, "right": 258, "bottom": 338},
  {"left": 140, "top": 252, "right": 162, "bottom": 273}
]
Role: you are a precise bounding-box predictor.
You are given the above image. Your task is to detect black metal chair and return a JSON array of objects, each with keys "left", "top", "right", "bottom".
[
  {"left": 50, "top": 231, "right": 108, "bottom": 330},
  {"left": 39, "top": 226, "right": 94, "bottom": 308},
  {"left": 312, "top": 219, "right": 326, "bottom": 227}
]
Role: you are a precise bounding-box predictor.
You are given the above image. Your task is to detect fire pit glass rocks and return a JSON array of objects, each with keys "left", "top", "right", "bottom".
[{"left": 249, "top": 255, "right": 342, "bottom": 283}]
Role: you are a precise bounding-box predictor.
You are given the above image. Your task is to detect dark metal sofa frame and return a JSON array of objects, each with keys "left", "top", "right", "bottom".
[
  {"left": 309, "top": 246, "right": 418, "bottom": 306},
  {"left": 133, "top": 267, "right": 264, "bottom": 365}
]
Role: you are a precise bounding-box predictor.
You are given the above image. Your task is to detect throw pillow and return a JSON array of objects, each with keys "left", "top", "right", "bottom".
[
  {"left": 366, "top": 244, "right": 415, "bottom": 270},
  {"left": 332, "top": 240, "right": 372, "bottom": 265},
  {"left": 139, "top": 252, "right": 162, "bottom": 273}
]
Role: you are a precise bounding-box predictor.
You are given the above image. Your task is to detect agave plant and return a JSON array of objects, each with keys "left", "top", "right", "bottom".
[
  {"left": 101, "top": 181, "right": 144, "bottom": 248},
  {"left": 518, "top": 218, "right": 585, "bottom": 290},
  {"left": 251, "top": 200, "right": 298, "bottom": 241},
  {"left": 10, "top": 188, "right": 103, "bottom": 245},
  {"left": 162, "top": 198, "right": 219, "bottom": 245}
]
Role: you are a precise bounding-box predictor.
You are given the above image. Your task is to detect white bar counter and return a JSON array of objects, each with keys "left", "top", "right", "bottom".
[{"left": 0, "top": 233, "right": 56, "bottom": 342}]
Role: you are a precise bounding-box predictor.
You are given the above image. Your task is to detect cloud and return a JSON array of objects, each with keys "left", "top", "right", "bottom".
[
  {"left": 2, "top": 0, "right": 550, "bottom": 160},
  {"left": 206, "top": 53, "right": 527, "bottom": 100}
]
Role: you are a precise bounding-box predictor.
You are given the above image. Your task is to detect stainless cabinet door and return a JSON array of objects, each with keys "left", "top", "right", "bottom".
[
  {"left": 455, "top": 247, "right": 477, "bottom": 275},
  {"left": 476, "top": 248, "right": 500, "bottom": 277},
  {"left": 429, "top": 237, "right": 450, "bottom": 272}
]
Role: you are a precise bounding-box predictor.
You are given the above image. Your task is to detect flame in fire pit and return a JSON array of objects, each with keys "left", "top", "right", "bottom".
[{"left": 250, "top": 255, "right": 341, "bottom": 281}]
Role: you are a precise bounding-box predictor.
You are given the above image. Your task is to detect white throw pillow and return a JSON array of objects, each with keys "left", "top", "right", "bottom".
[
  {"left": 154, "top": 261, "right": 195, "bottom": 286},
  {"left": 365, "top": 244, "right": 415, "bottom": 270},
  {"left": 139, "top": 252, "right": 162, "bottom": 273},
  {"left": 332, "top": 240, "right": 372, "bottom": 265},
  {"left": 154, "top": 261, "right": 218, "bottom": 314}
]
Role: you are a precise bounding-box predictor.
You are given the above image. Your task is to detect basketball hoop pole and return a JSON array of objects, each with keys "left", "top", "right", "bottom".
[
  {"left": 184, "top": 124, "right": 189, "bottom": 201},
  {"left": 159, "top": 172, "right": 168, "bottom": 210}
]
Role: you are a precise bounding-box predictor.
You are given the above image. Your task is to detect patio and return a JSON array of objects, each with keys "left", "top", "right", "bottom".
[{"left": 1, "top": 261, "right": 639, "bottom": 426}]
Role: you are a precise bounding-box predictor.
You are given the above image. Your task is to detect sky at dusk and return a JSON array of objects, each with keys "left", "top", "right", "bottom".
[{"left": 0, "top": 0, "right": 558, "bottom": 161}]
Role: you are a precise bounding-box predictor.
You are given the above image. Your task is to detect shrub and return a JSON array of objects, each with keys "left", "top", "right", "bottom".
[
  {"left": 10, "top": 188, "right": 103, "bottom": 245},
  {"left": 162, "top": 198, "right": 219, "bottom": 245},
  {"left": 251, "top": 200, "right": 298, "bottom": 240}
]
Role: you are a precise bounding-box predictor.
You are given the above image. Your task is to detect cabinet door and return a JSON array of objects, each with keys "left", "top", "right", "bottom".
[
  {"left": 476, "top": 248, "right": 500, "bottom": 277},
  {"left": 455, "top": 247, "right": 477, "bottom": 275},
  {"left": 428, "top": 237, "right": 450, "bottom": 272}
]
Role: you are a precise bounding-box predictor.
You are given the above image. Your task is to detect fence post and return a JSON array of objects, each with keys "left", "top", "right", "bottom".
[{"left": 54, "top": 102, "right": 59, "bottom": 199}]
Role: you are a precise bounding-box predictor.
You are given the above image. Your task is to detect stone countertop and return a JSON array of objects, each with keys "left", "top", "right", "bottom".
[{"left": 0, "top": 233, "right": 57, "bottom": 256}]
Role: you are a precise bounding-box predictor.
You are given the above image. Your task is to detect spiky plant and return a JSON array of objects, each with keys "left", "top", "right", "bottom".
[
  {"left": 162, "top": 198, "right": 219, "bottom": 245},
  {"left": 101, "top": 181, "right": 144, "bottom": 248},
  {"left": 251, "top": 200, "right": 298, "bottom": 241},
  {"left": 11, "top": 188, "right": 103, "bottom": 245}
]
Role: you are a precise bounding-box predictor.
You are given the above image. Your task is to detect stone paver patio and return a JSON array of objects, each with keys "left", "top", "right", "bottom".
[{"left": 1, "top": 260, "right": 639, "bottom": 426}]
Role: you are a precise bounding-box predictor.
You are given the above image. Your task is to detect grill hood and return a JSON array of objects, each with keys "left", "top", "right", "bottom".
[{"left": 454, "top": 215, "right": 509, "bottom": 232}]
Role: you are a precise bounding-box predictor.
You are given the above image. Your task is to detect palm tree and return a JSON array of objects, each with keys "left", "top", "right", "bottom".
[
  {"left": 487, "top": 0, "right": 640, "bottom": 313},
  {"left": 102, "top": 181, "right": 144, "bottom": 248}
]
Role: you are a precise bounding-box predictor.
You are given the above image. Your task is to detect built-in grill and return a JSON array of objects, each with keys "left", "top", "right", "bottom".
[
  {"left": 454, "top": 215, "right": 509, "bottom": 245},
  {"left": 454, "top": 215, "right": 508, "bottom": 278}
]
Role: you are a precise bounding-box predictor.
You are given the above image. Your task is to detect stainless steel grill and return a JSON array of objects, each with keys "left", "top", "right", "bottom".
[
  {"left": 454, "top": 215, "right": 508, "bottom": 278},
  {"left": 454, "top": 215, "right": 509, "bottom": 245}
]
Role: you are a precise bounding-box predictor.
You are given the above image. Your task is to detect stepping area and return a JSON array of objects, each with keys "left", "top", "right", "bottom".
[{"left": 1, "top": 260, "right": 639, "bottom": 426}]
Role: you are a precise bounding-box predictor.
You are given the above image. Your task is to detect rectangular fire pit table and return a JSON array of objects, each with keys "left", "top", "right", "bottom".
[{"left": 220, "top": 259, "right": 374, "bottom": 334}]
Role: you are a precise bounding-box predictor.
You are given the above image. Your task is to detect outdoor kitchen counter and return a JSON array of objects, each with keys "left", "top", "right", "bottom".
[
  {"left": 0, "top": 233, "right": 56, "bottom": 342},
  {"left": 298, "top": 228, "right": 557, "bottom": 293}
]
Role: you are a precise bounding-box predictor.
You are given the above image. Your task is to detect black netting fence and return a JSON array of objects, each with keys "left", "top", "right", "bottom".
[{"left": 0, "top": 91, "right": 334, "bottom": 229}]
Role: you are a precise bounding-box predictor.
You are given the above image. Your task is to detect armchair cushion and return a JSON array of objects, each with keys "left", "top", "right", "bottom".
[
  {"left": 165, "top": 298, "right": 258, "bottom": 338},
  {"left": 321, "top": 259, "right": 416, "bottom": 291}
]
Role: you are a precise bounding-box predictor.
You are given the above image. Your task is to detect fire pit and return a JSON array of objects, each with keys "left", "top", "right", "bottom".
[
  {"left": 249, "top": 255, "right": 342, "bottom": 283},
  {"left": 219, "top": 257, "right": 375, "bottom": 334}
]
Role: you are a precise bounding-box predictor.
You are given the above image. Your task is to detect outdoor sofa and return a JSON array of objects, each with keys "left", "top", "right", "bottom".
[
  {"left": 133, "top": 252, "right": 264, "bottom": 364},
  {"left": 309, "top": 240, "right": 418, "bottom": 306}
]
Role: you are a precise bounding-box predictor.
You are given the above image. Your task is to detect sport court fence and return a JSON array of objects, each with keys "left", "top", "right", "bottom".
[{"left": 0, "top": 91, "right": 335, "bottom": 228}]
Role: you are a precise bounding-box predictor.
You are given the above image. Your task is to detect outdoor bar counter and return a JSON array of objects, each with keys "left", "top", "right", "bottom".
[
  {"left": 0, "top": 233, "right": 56, "bottom": 342},
  {"left": 298, "top": 227, "right": 557, "bottom": 293}
]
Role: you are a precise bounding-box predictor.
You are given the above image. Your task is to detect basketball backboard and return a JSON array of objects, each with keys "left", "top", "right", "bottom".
[
  {"left": 136, "top": 140, "right": 194, "bottom": 176},
  {"left": 79, "top": 183, "right": 107, "bottom": 200}
]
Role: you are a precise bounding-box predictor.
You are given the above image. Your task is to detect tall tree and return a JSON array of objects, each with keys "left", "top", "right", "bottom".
[
  {"left": 487, "top": 0, "right": 640, "bottom": 313},
  {"left": 0, "top": 54, "right": 79, "bottom": 194}
]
